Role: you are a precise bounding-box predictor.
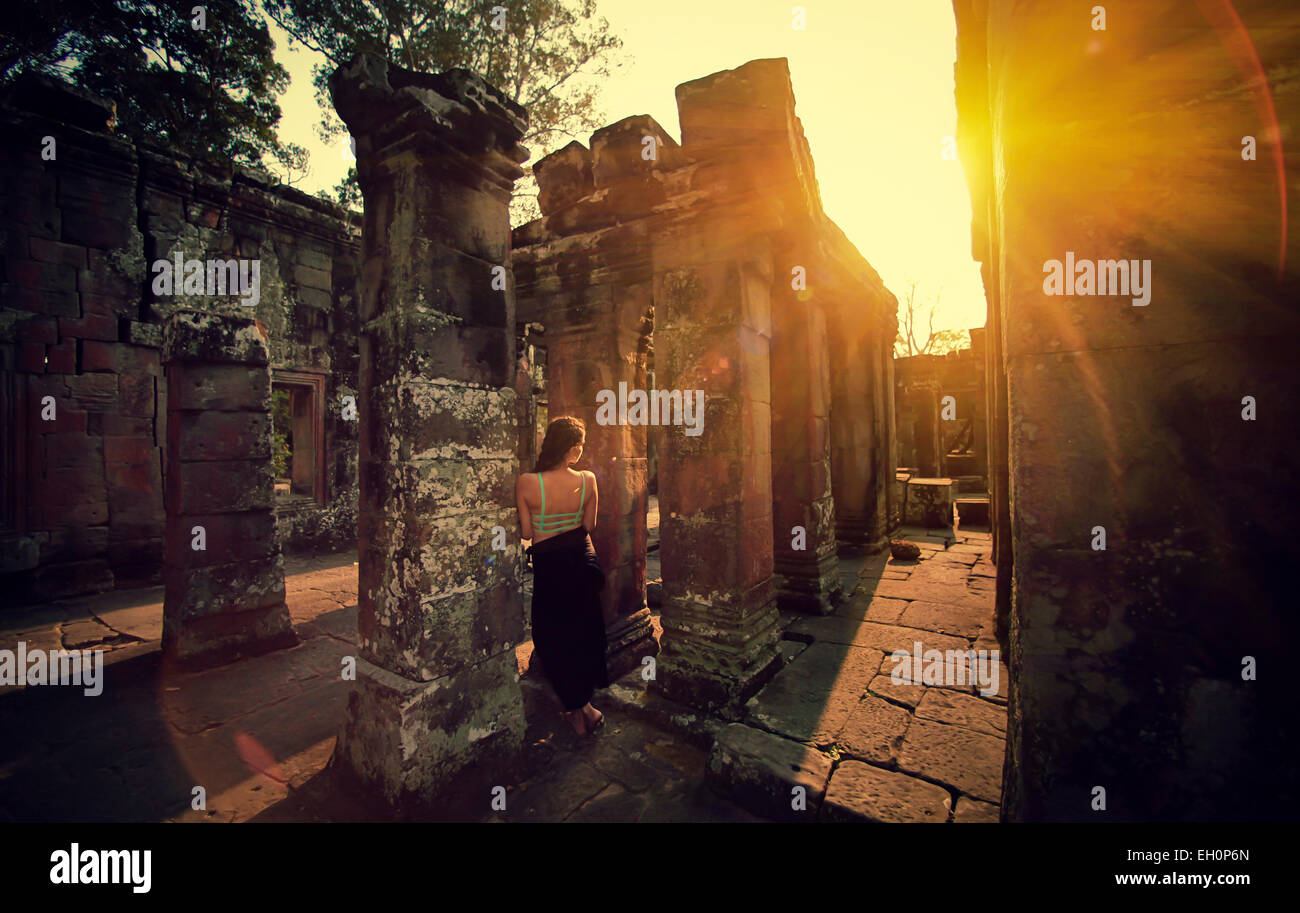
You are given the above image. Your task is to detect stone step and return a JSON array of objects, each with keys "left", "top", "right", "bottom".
[
  {"left": 705, "top": 722, "right": 833, "bottom": 822},
  {"left": 599, "top": 670, "right": 726, "bottom": 751}
]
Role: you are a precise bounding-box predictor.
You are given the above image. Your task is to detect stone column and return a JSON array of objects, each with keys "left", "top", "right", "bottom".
[
  {"left": 328, "top": 54, "right": 530, "bottom": 805},
  {"left": 651, "top": 203, "right": 782, "bottom": 712},
  {"left": 827, "top": 293, "right": 882, "bottom": 550},
  {"left": 770, "top": 264, "right": 840, "bottom": 613},
  {"left": 967, "top": 327, "right": 990, "bottom": 481},
  {"left": 910, "top": 385, "right": 941, "bottom": 477},
  {"left": 512, "top": 322, "right": 540, "bottom": 473},
  {"left": 523, "top": 125, "right": 665, "bottom": 680},
  {"left": 539, "top": 276, "right": 655, "bottom": 679},
  {"left": 162, "top": 311, "right": 295, "bottom": 669},
  {"left": 866, "top": 319, "right": 894, "bottom": 545}
]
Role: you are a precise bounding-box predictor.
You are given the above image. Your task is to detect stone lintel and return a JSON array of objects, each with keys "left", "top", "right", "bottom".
[{"left": 163, "top": 310, "right": 269, "bottom": 367}]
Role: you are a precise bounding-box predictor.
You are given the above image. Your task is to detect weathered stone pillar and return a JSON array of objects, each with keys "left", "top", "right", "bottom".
[
  {"left": 966, "top": 327, "right": 990, "bottom": 481},
  {"left": 880, "top": 332, "right": 900, "bottom": 533},
  {"left": 651, "top": 203, "right": 782, "bottom": 711},
  {"left": 827, "top": 294, "right": 884, "bottom": 550},
  {"left": 328, "top": 54, "right": 530, "bottom": 804},
  {"left": 919, "top": 389, "right": 942, "bottom": 477},
  {"left": 521, "top": 124, "right": 666, "bottom": 680},
  {"left": 770, "top": 264, "right": 840, "bottom": 613},
  {"left": 162, "top": 311, "right": 295, "bottom": 668},
  {"left": 864, "top": 320, "right": 894, "bottom": 545},
  {"left": 539, "top": 277, "right": 655, "bottom": 678}
]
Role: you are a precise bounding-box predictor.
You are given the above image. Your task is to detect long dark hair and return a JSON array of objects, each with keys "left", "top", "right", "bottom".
[{"left": 534, "top": 416, "right": 586, "bottom": 472}]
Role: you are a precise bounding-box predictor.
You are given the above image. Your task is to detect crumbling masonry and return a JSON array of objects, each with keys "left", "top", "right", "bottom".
[
  {"left": 0, "top": 56, "right": 904, "bottom": 804},
  {"left": 162, "top": 310, "right": 295, "bottom": 667}
]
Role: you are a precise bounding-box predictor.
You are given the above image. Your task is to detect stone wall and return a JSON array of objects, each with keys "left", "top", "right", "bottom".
[
  {"left": 0, "top": 76, "right": 362, "bottom": 606},
  {"left": 954, "top": 0, "right": 1300, "bottom": 820}
]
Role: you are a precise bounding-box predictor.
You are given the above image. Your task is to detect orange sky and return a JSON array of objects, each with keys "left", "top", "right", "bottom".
[{"left": 268, "top": 0, "right": 986, "bottom": 339}]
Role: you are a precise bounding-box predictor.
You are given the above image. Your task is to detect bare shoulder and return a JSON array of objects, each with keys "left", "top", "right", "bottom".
[
  {"left": 584, "top": 469, "right": 598, "bottom": 487},
  {"left": 516, "top": 472, "right": 537, "bottom": 493}
]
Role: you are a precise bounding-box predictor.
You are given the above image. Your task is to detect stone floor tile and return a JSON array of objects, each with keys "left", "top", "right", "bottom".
[
  {"left": 743, "top": 642, "right": 883, "bottom": 744},
  {"left": 897, "top": 600, "right": 988, "bottom": 638},
  {"left": 837, "top": 694, "right": 912, "bottom": 765},
  {"left": 953, "top": 796, "right": 1001, "bottom": 822},
  {"left": 706, "top": 723, "right": 832, "bottom": 821},
  {"left": 898, "top": 718, "right": 1004, "bottom": 804},
  {"left": 786, "top": 616, "right": 970, "bottom": 656},
  {"left": 821, "top": 760, "right": 952, "bottom": 823},
  {"left": 916, "top": 688, "right": 1007, "bottom": 737},
  {"left": 866, "top": 674, "right": 927, "bottom": 709}
]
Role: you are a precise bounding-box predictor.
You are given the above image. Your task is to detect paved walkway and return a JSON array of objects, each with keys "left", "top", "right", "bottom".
[
  {"left": 0, "top": 553, "right": 357, "bottom": 822},
  {"left": 714, "top": 528, "right": 1006, "bottom": 822},
  {"left": 0, "top": 525, "right": 1004, "bottom": 823}
]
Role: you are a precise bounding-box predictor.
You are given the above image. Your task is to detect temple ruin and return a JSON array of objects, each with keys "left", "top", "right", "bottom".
[{"left": 2, "top": 0, "right": 1295, "bottom": 824}]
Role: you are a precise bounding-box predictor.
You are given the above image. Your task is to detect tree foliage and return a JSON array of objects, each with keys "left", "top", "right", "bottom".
[
  {"left": 2, "top": 0, "right": 305, "bottom": 180},
  {"left": 271, "top": 387, "right": 292, "bottom": 479},
  {"left": 261, "top": 0, "right": 623, "bottom": 219},
  {"left": 894, "top": 279, "right": 970, "bottom": 358}
]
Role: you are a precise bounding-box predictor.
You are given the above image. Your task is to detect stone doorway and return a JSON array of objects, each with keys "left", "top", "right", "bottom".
[{"left": 271, "top": 371, "right": 327, "bottom": 508}]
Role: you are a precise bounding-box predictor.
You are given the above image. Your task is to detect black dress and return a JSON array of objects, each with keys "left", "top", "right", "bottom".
[{"left": 526, "top": 526, "right": 609, "bottom": 711}]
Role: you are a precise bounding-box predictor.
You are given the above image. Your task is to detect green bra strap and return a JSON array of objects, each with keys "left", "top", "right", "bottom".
[{"left": 538, "top": 472, "right": 546, "bottom": 518}]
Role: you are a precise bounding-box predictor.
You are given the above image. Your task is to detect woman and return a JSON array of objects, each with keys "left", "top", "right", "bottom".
[{"left": 517, "top": 416, "right": 609, "bottom": 736}]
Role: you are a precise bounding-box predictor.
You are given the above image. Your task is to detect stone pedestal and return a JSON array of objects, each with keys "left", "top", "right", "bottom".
[
  {"left": 892, "top": 470, "right": 911, "bottom": 529},
  {"left": 905, "top": 478, "right": 956, "bottom": 529},
  {"left": 328, "top": 53, "right": 530, "bottom": 806},
  {"left": 162, "top": 311, "right": 295, "bottom": 668}
]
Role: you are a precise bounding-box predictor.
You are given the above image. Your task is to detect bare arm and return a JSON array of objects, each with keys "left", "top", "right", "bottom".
[
  {"left": 516, "top": 475, "right": 534, "bottom": 541},
  {"left": 583, "top": 470, "right": 598, "bottom": 531}
]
